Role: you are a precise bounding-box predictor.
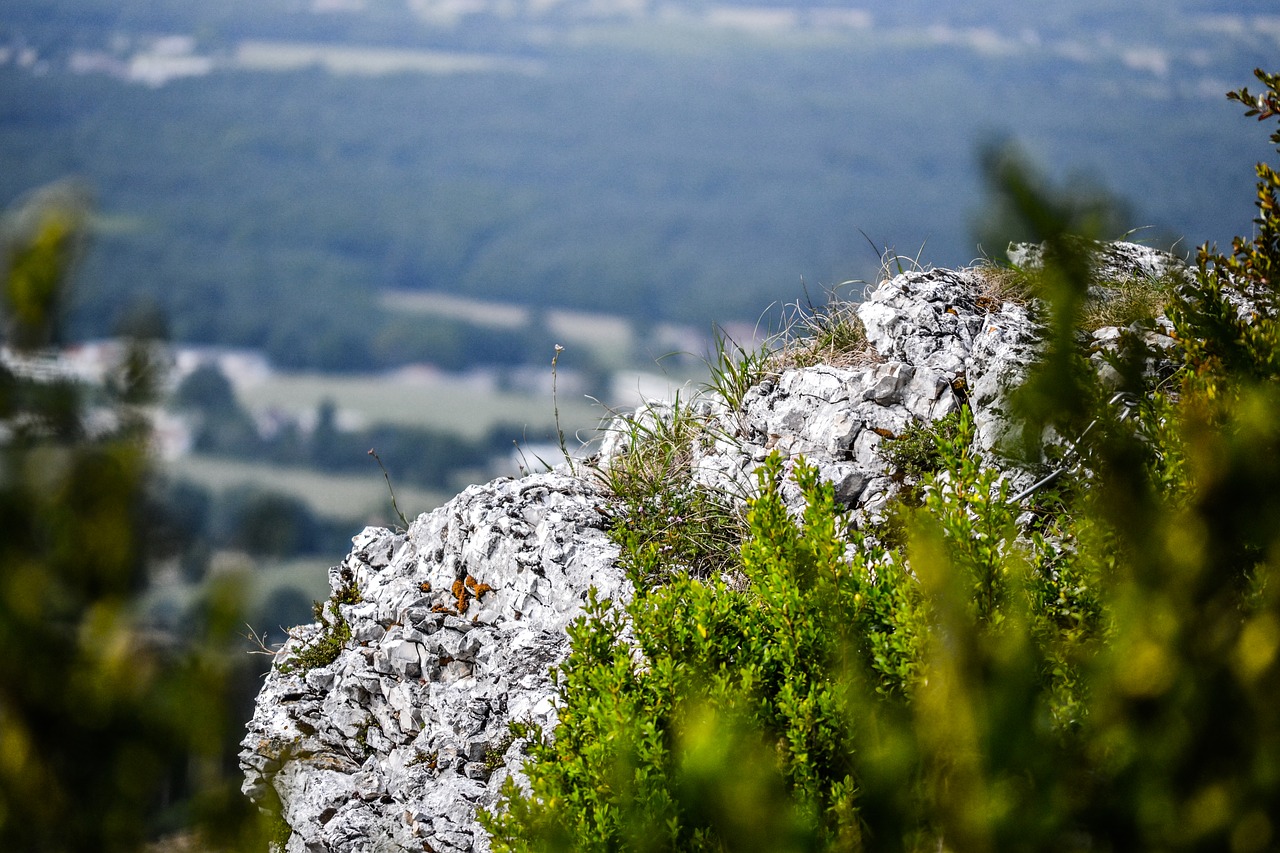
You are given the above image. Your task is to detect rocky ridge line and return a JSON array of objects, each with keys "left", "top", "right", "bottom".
[{"left": 240, "top": 242, "right": 1186, "bottom": 853}]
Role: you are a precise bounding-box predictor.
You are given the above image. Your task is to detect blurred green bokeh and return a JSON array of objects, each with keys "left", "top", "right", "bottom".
[{"left": 1, "top": 188, "right": 268, "bottom": 851}]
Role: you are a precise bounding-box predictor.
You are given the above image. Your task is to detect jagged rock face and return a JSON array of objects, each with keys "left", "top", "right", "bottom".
[
  {"left": 240, "top": 473, "right": 627, "bottom": 853},
  {"left": 241, "top": 242, "right": 1187, "bottom": 852},
  {"left": 691, "top": 264, "right": 1042, "bottom": 515},
  {"left": 689, "top": 244, "right": 1187, "bottom": 519},
  {"left": 1006, "top": 239, "right": 1190, "bottom": 286}
]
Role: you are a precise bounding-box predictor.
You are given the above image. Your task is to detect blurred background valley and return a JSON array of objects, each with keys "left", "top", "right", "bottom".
[{"left": 2, "top": 0, "right": 1275, "bottom": 639}]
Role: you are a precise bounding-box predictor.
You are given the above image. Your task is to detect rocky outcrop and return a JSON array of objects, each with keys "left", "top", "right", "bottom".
[
  {"left": 241, "top": 473, "right": 627, "bottom": 852},
  {"left": 241, "top": 242, "right": 1187, "bottom": 852},
  {"left": 1006, "top": 238, "right": 1190, "bottom": 287},
  {"left": 689, "top": 263, "right": 1042, "bottom": 516}
]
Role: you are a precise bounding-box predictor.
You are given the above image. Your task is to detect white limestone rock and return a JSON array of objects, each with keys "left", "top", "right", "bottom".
[
  {"left": 241, "top": 472, "right": 628, "bottom": 853},
  {"left": 684, "top": 262, "right": 1036, "bottom": 522}
]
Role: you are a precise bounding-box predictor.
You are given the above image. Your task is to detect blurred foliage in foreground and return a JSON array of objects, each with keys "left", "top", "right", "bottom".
[
  {"left": 0, "top": 185, "right": 268, "bottom": 850},
  {"left": 483, "top": 70, "right": 1280, "bottom": 852}
]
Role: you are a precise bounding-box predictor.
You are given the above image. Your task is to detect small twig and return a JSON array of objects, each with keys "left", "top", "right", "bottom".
[
  {"left": 512, "top": 438, "right": 530, "bottom": 477},
  {"left": 1009, "top": 463, "right": 1070, "bottom": 505},
  {"left": 552, "top": 344, "right": 574, "bottom": 473},
  {"left": 1010, "top": 392, "right": 1138, "bottom": 505},
  {"left": 368, "top": 447, "right": 410, "bottom": 528},
  {"left": 244, "top": 623, "right": 283, "bottom": 657}
]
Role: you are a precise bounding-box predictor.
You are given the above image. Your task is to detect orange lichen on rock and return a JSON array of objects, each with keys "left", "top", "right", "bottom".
[
  {"left": 447, "top": 575, "right": 494, "bottom": 614},
  {"left": 465, "top": 575, "right": 493, "bottom": 598},
  {"left": 452, "top": 579, "right": 468, "bottom": 613}
]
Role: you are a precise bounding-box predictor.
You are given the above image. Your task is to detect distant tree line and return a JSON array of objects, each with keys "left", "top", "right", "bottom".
[
  {"left": 146, "top": 475, "right": 355, "bottom": 572},
  {"left": 3, "top": 24, "right": 1258, "bottom": 373}
]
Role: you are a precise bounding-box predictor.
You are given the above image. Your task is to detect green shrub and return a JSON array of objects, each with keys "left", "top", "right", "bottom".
[
  {"left": 1173, "top": 70, "right": 1280, "bottom": 397},
  {"left": 593, "top": 398, "right": 743, "bottom": 586},
  {"left": 483, "top": 454, "right": 929, "bottom": 851},
  {"left": 1, "top": 186, "right": 269, "bottom": 850},
  {"left": 277, "top": 575, "right": 361, "bottom": 674},
  {"left": 879, "top": 410, "right": 965, "bottom": 491},
  {"left": 487, "top": 412, "right": 1101, "bottom": 850}
]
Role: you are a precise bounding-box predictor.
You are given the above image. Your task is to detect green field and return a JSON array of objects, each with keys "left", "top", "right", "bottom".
[
  {"left": 379, "top": 290, "right": 530, "bottom": 328},
  {"left": 168, "top": 453, "right": 454, "bottom": 523},
  {"left": 378, "top": 290, "right": 646, "bottom": 364},
  {"left": 235, "top": 371, "right": 606, "bottom": 437}
]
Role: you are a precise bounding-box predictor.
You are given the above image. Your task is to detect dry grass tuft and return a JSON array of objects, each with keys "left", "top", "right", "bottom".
[
  {"left": 973, "top": 262, "right": 1179, "bottom": 331},
  {"left": 766, "top": 296, "right": 878, "bottom": 372},
  {"left": 702, "top": 284, "right": 878, "bottom": 410},
  {"left": 974, "top": 263, "right": 1037, "bottom": 311},
  {"left": 1079, "top": 275, "right": 1179, "bottom": 332}
]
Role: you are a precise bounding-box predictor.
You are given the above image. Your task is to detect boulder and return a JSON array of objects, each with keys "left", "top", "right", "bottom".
[{"left": 241, "top": 473, "right": 627, "bottom": 853}]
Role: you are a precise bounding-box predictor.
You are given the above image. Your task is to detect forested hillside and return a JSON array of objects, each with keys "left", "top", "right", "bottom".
[{"left": 1, "top": 0, "right": 1272, "bottom": 370}]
